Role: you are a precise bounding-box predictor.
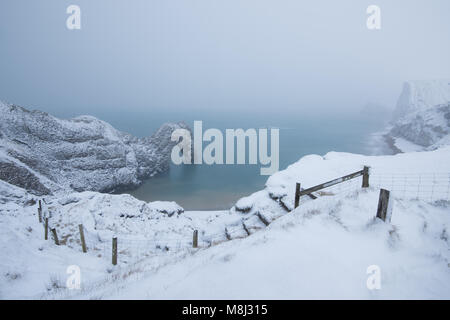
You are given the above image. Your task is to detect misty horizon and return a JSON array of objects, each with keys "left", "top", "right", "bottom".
[{"left": 1, "top": 0, "right": 449, "bottom": 120}]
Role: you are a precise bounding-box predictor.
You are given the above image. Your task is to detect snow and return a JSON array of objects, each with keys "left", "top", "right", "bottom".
[
  {"left": 234, "top": 196, "right": 254, "bottom": 213},
  {"left": 392, "top": 137, "right": 424, "bottom": 153},
  {"left": 48, "top": 188, "right": 450, "bottom": 299},
  {"left": 1, "top": 147, "right": 449, "bottom": 299},
  {"left": 1, "top": 85, "right": 449, "bottom": 299}
]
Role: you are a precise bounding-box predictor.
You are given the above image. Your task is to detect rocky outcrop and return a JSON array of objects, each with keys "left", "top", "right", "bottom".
[
  {"left": 389, "top": 103, "right": 450, "bottom": 148},
  {"left": 392, "top": 80, "right": 450, "bottom": 121},
  {"left": 0, "top": 101, "right": 191, "bottom": 195},
  {"left": 382, "top": 80, "right": 450, "bottom": 153}
]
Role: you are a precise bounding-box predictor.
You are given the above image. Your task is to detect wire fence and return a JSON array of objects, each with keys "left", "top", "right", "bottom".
[
  {"left": 298, "top": 175, "right": 363, "bottom": 201},
  {"left": 297, "top": 171, "right": 450, "bottom": 203},
  {"left": 371, "top": 172, "right": 450, "bottom": 202},
  {"left": 81, "top": 228, "right": 194, "bottom": 262},
  {"left": 36, "top": 169, "right": 450, "bottom": 265}
]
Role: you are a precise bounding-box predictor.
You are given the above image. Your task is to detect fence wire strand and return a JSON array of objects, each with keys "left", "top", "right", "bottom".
[{"left": 36, "top": 170, "right": 450, "bottom": 264}]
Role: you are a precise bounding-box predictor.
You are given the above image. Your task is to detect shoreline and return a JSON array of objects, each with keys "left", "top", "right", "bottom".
[{"left": 382, "top": 133, "right": 403, "bottom": 154}]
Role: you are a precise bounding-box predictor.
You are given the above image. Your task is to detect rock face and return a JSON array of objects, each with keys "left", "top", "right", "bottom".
[
  {"left": 384, "top": 80, "right": 450, "bottom": 152},
  {"left": 392, "top": 80, "right": 450, "bottom": 121},
  {"left": 0, "top": 101, "right": 191, "bottom": 195},
  {"left": 390, "top": 103, "right": 450, "bottom": 148}
]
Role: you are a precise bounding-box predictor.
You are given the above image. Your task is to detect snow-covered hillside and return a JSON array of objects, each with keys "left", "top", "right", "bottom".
[
  {"left": 0, "top": 101, "right": 191, "bottom": 195},
  {"left": 373, "top": 80, "right": 450, "bottom": 154},
  {"left": 1, "top": 147, "right": 449, "bottom": 299}
]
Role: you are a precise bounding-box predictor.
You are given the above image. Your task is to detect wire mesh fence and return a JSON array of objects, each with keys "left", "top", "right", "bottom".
[
  {"left": 298, "top": 170, "right": 450, "bottom": 203},
  {"left": 371, "top": 172, "right": 450, "bottom": 202},
  {"left": 35, "top": 169, "right": 450, "bottom": 265},
  {"left": 81, "top": 227, "right": 195, "bottom": 263}
]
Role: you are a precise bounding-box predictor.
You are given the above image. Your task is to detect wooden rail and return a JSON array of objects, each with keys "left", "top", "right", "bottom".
[{"left": 294, "top": 166, "right": 369, "bottom": 208}]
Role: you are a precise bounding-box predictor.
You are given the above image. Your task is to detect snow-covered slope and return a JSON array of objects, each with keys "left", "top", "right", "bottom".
[
  {"left": 77, "top": 192, "right": 450, "bottom": 299},
  {"left": 0, "top": 101, "right": 191, "bottom": 195},
  {"left": 1, "top": 147, "right": 449, "bottom": 299}
]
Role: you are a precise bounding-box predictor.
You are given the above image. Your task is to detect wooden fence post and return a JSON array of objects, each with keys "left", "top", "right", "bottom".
[
  {"left": 193, "top": 230, "right": 198, "bottom": 248},
  {"left": 78, "top": 224, "right": 87, "bottom": 253},
  {"left": 51, "top": 228, "right": 60, "bottom": 245},
  {"left": 112, "top": 237, "right": 118, "bottom": 265},
  {"left": 294, "top": 183, "right": 301, "bottom": 209},
  {"left": 362, "top": 166, "right": 370, "bottom": 188},
  {"left": 376, "top": 189, "right": 392, "bottom": 222},
  {"left": 38, "top": 199, "right": 42, "bottom": 223},
  {"left": 44, "top": 217, "right": 48, "bottom": 240}
]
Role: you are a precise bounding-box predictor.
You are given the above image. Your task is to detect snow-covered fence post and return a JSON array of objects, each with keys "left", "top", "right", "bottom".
[
  {"left": 362, "top": 166, "right": 370, "bottom": 188},
  {"left": 78, "top": 224, "right": 87, "bottom": 253},
  {"left": 51, "top": 228, "right": 60, "bottom": 245},
  {"left": 193, "top": 230, "right": 198, "bottom": 248},
  {"left": 112, "top": 237, "right": 118, "bottom": 265},
  {"left": 294, "top": 183, "right": 301, "bottom": 209},
  {"left": 44, "top": 217, "right": 48, "bottom": 240},
  {"left": 376, "top": 189, "right": 392, "bottom": 222}
]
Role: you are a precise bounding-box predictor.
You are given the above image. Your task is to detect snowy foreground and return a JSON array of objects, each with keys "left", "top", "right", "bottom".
[{"left": 1, "top": 147, "right": 450, "bottom": 299}]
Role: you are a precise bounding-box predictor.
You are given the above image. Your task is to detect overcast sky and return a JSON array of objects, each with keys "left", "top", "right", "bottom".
[{"left": 0, "top": 0, "right": 449, "bottom": 118}]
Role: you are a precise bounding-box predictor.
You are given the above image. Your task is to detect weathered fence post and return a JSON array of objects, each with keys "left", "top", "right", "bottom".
[
  {"left": 38, "top": 200, "right": 42, "bottom": 223},
  {"left": 112, "top": 237, "right": 118, "bottom": 265},
  {"left": 193, "top": 230, "right": 198, "bottom": 248},
  {"left": 376, "top": 189, "right": 392, "bottom": 222},
  {"left": 51, "top": 228, "right": 60, "bottom": 245},
  {"left": 294, "top": 183, "right": 301, "bottom": 209},
  {"left": 362, "top": 166, "right": 370, "bottom": 188},
  {"left": 44, "top": 217, "right": 48, "bottom": 240},
  {"left": 78, "top": 224, "right": 87, "bottom": 253}
]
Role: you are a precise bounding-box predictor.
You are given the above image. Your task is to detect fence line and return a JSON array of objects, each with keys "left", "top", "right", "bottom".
[
  {"left": 371, "top": 172, "right": 450, "bottom": 202},
  {"left": 295, "top": 170, "right": 450, "bottom": 203},
  {"left": 35, "top": 169, "right": 449, "bottom": 265}
]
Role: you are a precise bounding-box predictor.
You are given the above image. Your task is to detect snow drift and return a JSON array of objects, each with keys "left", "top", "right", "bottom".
[{"left": 1, "top": 147, "right": 449, "bottom": 299}]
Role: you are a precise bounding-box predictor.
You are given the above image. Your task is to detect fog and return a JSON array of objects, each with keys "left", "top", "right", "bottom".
[{"left": 0, "top": 0, "right": 449, "bottom": 120}]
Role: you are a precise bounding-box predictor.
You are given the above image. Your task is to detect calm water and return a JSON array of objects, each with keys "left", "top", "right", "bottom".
[{"left": 106, "top": 110, "right": 382, "bottom": 210}]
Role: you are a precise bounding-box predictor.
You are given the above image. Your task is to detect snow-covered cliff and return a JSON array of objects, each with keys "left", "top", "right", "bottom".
[
  {"left": 377, "top": 80, "right": 450, "bottom": 153},
  {"left": 390, "top": 103, "right": 450, "bottom": 149},
  {"left": 392, "top": 79, "right": 450, "bottom": 121},
  {"left": 0, "top": 101, "right": 191, "bottom": 195}
]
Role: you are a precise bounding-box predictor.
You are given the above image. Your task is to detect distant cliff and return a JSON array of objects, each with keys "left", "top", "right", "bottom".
[
  {"left": 0, "top": 101, "right": 191, "bottom": 195},
  {"left": 392, "top": 80, "right": 450, "bottom": 121},
  {"left": 384, "top": 80, "right": 450, "bottom": 153}
]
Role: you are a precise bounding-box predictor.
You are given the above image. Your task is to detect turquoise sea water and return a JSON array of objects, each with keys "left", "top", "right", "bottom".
[{"left": 107, "top": 110, "right": 382, "bottom": 210}]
